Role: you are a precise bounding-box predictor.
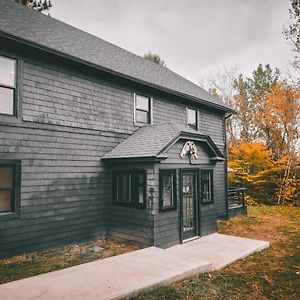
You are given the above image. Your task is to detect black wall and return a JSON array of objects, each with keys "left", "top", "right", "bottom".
[{"left": 0, "top": 39, "right": 228, "bottom": 257}]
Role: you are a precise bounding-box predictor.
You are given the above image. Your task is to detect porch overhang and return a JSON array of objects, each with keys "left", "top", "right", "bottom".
[{"left": 101, "top": 123, "right": 225, "bottom": 163}]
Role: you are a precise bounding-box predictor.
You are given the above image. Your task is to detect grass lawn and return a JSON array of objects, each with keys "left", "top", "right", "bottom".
[
  {"left": 0, "top": 239, "right": 139, "bottom": 284},
  {"left": 0, "top": 206, "right": 299, "bottom": 299},
  {"left": 130, "top": 206, "right": 300, "bottom": 300}
]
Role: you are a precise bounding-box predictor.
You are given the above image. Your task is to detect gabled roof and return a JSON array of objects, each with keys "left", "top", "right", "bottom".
[
  {"left": 101, "top": 123, "right": 224, "bottom": 162},
  {"left": 0, "top": 0, "right": 234, "bottom": 113}
]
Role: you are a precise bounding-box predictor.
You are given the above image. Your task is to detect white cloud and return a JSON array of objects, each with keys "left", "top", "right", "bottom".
[{"left": 50, "top": 0, "right": 294, "bottom": 84}]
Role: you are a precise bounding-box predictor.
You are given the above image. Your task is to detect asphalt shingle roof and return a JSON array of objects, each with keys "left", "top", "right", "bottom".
[
  {"left": 0, "top": 0, "right": 234, "bottom": 112},
  {"left": 101, "top": 123, "right": 224, "bottom": 160}
]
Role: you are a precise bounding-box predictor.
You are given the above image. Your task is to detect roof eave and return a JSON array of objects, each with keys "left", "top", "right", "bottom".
[
  {"left": 0, "top": 30, "right": 235, "bottom": 114},
  {"left": 210, "top": 156, "right": 225, "bottom": 162},
  {"left": 101, "top": 156, "right": 166, "bottom": 163}
]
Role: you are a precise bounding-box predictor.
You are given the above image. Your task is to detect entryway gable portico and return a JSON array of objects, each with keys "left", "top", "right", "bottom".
[
  {"left": 102, "top": 122, "right": 225, "bottom": 163},
  {"left": 102, "top": 122, "right": 224, "bottom": 248}
]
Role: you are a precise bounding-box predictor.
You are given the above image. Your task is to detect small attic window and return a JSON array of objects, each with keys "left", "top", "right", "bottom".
[
  {"left": 134, "top": 94, "right": 152, "bottom": 125},
  {"left": 187, "top": 108, "right": 197, "bottom": 129}
]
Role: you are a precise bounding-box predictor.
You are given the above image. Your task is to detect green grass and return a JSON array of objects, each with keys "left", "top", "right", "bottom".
[
  {"left": 130, "top": 206, "right": 300, "bottom": 300},
  {"left": 0, "top": 239, "right": 139, "bottom": 284}
]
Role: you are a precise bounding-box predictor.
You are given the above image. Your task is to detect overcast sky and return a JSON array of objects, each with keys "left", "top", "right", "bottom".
[{"left": 50, "top": 0, "right": 293, "bottom": 85}]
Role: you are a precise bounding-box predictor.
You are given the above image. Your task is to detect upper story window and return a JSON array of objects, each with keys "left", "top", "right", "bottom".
[
  {"left": 135, "top": 94, "right": 152, "bottom": 125},
  {"left": 0, "top": 55, "right": 16, "bottom": 116},
  {"left": 112, "top": 170, "right": 146, "bottom": 208},
  {"left": 0, "top": 160, "right": 21, "bottom": 215},
  {"left": 187, "top": 108, "right": 197, "bottom": 129},
  {"left": 201, "top": 170, "right": 213, "bottom": 204}
]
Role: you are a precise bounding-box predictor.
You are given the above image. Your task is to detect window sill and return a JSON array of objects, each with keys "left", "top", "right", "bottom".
[
  {"left": 0, "top": 114, "right": 22, "bottom": 126},
  {"left": 0, "top": 211, "right": 19, "bottom": 221},
  {"left": 112, "top": 201, "right": 146, "bottom": 209},
  {"left": 201, "top": 201, "right": 214, "bottom": 205},
  {"left": 134, "top": 121, "right": 150, "bottom": 127},
  {"left": 159, "top": 206, "right": 177, "bottom": 212}
]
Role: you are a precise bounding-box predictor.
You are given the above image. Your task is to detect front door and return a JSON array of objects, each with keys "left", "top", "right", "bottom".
[{"left": 181, "top": 170, "right": 198, "bottom": 240}]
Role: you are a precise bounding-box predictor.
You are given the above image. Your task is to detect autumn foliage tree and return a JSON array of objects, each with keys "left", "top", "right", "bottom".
[
  {"left": 256, "top": 83, "right": 300, "bottom": 158},
  {"left": 229, "top": 142, "right": 277, "bottom": 204},
  {"left": 208, "top": 64, "right": 300, "bottom": 205},
  {"left": 228, "top": 141, "right": 299, "bottom": 205},
  {"left": 233, "top": 64, "right": 280, "bottom": 142}
]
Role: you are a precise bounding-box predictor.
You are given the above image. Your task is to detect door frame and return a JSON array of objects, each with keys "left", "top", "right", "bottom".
[{"left": 179, "top": 169, "right": 201, "bottom": 242}]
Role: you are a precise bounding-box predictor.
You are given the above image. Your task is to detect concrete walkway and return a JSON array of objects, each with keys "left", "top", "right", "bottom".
[{"left": 0, "top": 234, "right": 269, "bottom": 300}]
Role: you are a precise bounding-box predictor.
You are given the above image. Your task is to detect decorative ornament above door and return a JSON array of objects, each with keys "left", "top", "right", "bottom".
[{"left": 180, "top": 141, "right": 199, "bottom": 159}]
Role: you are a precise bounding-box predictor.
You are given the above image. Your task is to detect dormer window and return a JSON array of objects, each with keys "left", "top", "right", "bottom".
[
  {"left": 134, "top": 94, "right": 152, "bottom": 125},
  {"left": 0, "top": 55, "right": 16, "bottom": 116},
  {"left": 187, "top": 108, "right": 197, "bottom": 129}
]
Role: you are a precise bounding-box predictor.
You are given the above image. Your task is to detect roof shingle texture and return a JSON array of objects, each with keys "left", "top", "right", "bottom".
[
  {"left": 0, "top": 0, "right": 233, "bottom": 112},
  {"left": 102, "top": 123, "right": 201, "bottom": 159}
]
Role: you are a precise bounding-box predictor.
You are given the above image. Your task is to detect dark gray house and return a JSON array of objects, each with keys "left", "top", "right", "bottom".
[{"left": 0, "top": 0, "right": 234, "bottom": 258}]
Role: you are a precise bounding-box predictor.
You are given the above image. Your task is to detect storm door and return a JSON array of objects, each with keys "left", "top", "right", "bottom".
[{"left": 181, "top": 170, "right": 198, "bottom": 240}]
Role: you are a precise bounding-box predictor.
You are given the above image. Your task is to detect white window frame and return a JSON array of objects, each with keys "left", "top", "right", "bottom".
[
  {"left": 186, "top": 107, "right": 198, "bottom": 129},
  {"left": 134, "top": 93, "right": 153, "bottom": 125}
]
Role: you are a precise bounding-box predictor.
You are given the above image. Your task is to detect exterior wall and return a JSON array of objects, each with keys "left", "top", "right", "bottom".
[
  {"left": 0, "top": 47, "right": 228, "bottom": 256},
  {"left": 0, "top": 124, "right": 122, "bottom": 257},
  {"left": 0, "top": 59, "right": 140, "bottom": 257},
  {"left": 107, "top": 163, "right": 155, "bottom": 247},
  {"left": 161, "top": 139, "right": 211, "bottom": 165},
  {"left": 154, "top": 96, "right": 225, "bottom": 147},
  {"left": 154, "top": 101, "right": 228, "bottom": 219},
  {"left": 22, "top": 62, "right": 135, "bottom": 134},
  {"left": 152, "top": 139, "right": 223, "bottom": 247},
  {"left": 213, "top": 161, "right": 227, "bottom": 218},
  {"left": 152, "top": 165, "right": 180, "bottom": 248}
]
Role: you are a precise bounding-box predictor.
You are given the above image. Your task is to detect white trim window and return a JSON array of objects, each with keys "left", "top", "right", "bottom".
[
  {"left": 134, "top": 94, "right": 152, "bottom": 125},
  {"left": 187, "top": 108, "right": 197, "bottom": 129},
  {"left": 0, "top": 55, "right": 16, "bottom": 116}
]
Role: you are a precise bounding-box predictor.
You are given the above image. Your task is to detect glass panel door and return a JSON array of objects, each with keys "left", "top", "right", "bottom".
[{"left": 181, "top": 171, "right": 197, "bottom": 240}]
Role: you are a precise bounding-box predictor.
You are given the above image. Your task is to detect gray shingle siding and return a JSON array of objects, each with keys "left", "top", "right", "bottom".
[
  {"left": 0, "top": 125, "right": 111, "bottom": 257},
  {"left": 153, "top": 166, "right": 180, "bottom": 248},
  {"left": 22, "top": 62, "right": 135, "bottom": 133},
  {"left": 0, "top": 4, "right": 230, "bottom": 255},
  {"left": 107, "top": 165, "right": 155, "bottom": 247},
  {"left": 155, "top": 98, "right": 226, "bottom": 147},
  {"left": 0, "top": 57, "right": 229, "bottom": 257}
]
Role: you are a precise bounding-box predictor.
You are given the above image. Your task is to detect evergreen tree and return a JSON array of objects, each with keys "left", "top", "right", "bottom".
[{"left": 144, "top": 52, "right": 166, "bottom": 66}]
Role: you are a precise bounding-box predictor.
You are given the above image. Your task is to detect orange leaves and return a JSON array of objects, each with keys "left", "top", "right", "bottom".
[
  {"left": 228, "top": 141, "right": 297, "bottom": 204},
  {"left": 228, "top": 77, "right": 300, "bottom": 205},
  {"left": 255, "top": 83, "right": 300, "bottom": 158}
]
